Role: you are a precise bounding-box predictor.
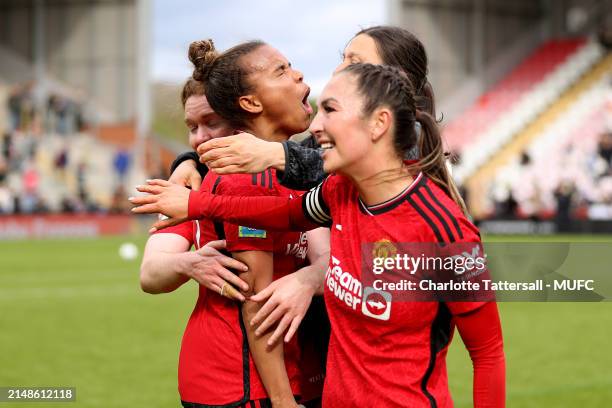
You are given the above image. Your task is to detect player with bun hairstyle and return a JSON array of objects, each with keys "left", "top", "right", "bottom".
[
  {"left": 168, "top": 25, "right": 448, "bottom": 192},
  {"left": 162, "top": 26, "right": 467, "bottom": 348},
  {"left": 157, "top": 39, "right": 328, "bottom": 408},
  {"left": 132, "top": 64, "right": 505, "bottom": 407}
]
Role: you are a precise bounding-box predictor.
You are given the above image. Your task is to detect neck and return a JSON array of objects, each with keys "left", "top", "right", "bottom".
[
  {"left": 244, "top": 117, "right": 290, "bottom": 142},
  {"left": 345, "top": 154, "right": 414, "bottom": 207}
]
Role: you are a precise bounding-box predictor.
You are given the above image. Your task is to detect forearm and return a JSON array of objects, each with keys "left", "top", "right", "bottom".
[
  {"left": 188, "top": 190, "right": 320, "bottom": 231},
  {"left": 243, "top": 299, "right": 295, "bottom": 405},
  {"left": 456, "top": 302, "right": 506, "bottom": 407},
  {"left": 238, "top": 254, "right": 295, "bottom": 406},
  {"left": 301, "top": 250, "right": 328, "bottom": 295},
  {"left": 140, "top": 251, "right": 190, "bottom": 294},
  {"left": 276, "top": 140, "right": 326, "bottom": 191}
]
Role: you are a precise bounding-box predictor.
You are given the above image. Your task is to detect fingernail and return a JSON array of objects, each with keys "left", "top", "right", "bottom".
[
  {"left": 128, "top": 197, "right": 134, "bottom": 202},
  {"left": 149, "top": 228, "right": 156, "bottom": 233}
]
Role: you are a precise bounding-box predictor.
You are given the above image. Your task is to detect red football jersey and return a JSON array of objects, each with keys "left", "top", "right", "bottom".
[
  {"left": 302, "top": 172, "right": 488, "bottom": 407},
  {"left": 157, "top": 169, "right": 317, "bottom": 406}
]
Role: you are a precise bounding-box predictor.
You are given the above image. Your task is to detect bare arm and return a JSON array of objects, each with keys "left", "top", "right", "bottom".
[
  {"left": 249, "top": 228, "right": 329, "bottom": 346},
  {"left": 140, "top": 233, "right": 191, "bottom": 294},
  {"left": 233, "top": 250, "right": 298, "bottom": 408},
  {"left": 140, "top": 234, "right": 249, "bottom": 299}
]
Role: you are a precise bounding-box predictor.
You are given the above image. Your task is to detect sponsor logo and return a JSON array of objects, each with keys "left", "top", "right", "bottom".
[
  {"left": 325, "top": 255, "right": 392, "bottom": 321},
  {"left": 238, "top": 226, "right": 267, "bottom": 238}
]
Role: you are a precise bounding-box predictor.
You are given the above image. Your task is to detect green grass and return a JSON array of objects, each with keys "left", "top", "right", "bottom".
[{"left": 1, "top": 235, "right": 611, "bottom": 407}]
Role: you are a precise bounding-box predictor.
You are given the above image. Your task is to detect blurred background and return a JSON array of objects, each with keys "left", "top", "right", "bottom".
[{"left": 0, "top": 0, "right": 611, "bottom": 407}]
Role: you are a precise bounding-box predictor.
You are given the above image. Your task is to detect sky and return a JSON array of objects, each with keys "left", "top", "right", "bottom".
[{"left": 152, "top": 0, "right": 387, "bottom": 95}]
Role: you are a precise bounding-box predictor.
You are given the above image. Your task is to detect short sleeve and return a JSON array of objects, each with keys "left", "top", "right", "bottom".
[{"left": 153, "top": 220, "right": 194, "bottom": 247}]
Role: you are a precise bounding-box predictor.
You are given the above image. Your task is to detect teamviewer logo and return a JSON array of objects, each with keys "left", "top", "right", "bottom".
[{"left": 361, "top": 287, "right": 392, "bottom": 321}]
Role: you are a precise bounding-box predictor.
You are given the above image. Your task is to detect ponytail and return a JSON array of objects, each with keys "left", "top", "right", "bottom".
[{"left": 412, "top": 110, "right": 468, "bottom": 215}]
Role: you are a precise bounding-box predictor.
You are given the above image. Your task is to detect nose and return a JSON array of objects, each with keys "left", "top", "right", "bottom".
[
  {"left": 308, "top": 110, "right": 324, "bottom": 139},
  {"left": 292, "top": 68, "right": 304, "bottom": 82},
  {"left": 194, "top": 126, "right": 212, "bottom": 145}
]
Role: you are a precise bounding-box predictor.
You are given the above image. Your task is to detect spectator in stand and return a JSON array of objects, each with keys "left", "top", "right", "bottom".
[
  {"left": 7, "top": 85, "right": 22, "bottom": 132},
  {"left": 596, "top": 131, "right": 612, "bottom": 173},
  {"left": 554, "top": 181, "right": 576, "bottom": 232},
  {"left": 2, "top": 132, "right": 12, "bottom": 162},
  {"left": 113, "top": 149, "right": 131, "bottom": 188},
  {"left": 0, "top": 182, "right": 14, "bottom": 214}
]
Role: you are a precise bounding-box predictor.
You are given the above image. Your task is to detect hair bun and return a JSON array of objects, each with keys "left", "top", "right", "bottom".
[{"left": 188, "top": 39, "right": 217, "bottom": 81}]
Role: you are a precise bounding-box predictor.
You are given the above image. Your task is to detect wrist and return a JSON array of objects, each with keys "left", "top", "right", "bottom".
[
  {"left": 269, "top": 142, "right": 286, "bottom": 171},
  {"left": 176, "top": 252, "right": 194, "bottom": 279},
  {"left": 269, "top": 394, "right": 297, "bottom": 408}
]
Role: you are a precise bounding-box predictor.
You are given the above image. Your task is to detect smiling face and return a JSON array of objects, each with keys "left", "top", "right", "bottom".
[
  {"left": 184, "top": 95, "right": 233, "bottom": 150},
  {"left": 240, "top": 45, "right": 312, "bottom": 137},
  {"left": 335, "top": 34, "right": 383, "bottom": 73},
  {"left": 308, "top": 72, "right": 373, "bottom": 175}
]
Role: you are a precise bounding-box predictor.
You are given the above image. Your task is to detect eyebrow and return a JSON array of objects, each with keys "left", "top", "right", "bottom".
[
  {"left": 321, "top": 97, "right": 338, "bottom": 106},
  {"left": 274, "top": 61, "right": 291, "bottom": 72}
]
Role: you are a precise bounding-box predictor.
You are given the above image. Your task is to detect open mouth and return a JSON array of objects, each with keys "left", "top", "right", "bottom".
[{"left": 301, "top": 88, "right": 313, "bottom": 115}]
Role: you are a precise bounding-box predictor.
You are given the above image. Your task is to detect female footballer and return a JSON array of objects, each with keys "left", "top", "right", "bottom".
[
  {"left": 169, "top": 26, "right": 439, "bottom": 191},
  {"left": 141, "top": 41, "right": 329, "bottom": 406},
  {"left": 132, "top": 64, "right": 505, "bottom": 407}
]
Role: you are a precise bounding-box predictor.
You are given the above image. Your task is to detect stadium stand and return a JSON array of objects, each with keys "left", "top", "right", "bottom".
[{"left": 447, "top": 37, "right": 612, "bottom": 223}]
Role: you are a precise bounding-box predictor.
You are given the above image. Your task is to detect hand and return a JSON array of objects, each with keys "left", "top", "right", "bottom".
[
  {"left": 197, "top": 132, "right": 285, "bottom": 174},
  {"left": 185, "top": 240, "right": 250, "bottom": 301},
  {"left": 129, "top": 179, "right": 190, "bottom": 232},
  {"left": 169, "top": 159, "right": 202, "bottom": 190},
  {"left": 249, "top": 267, "right": 318, "bottom": 346}
]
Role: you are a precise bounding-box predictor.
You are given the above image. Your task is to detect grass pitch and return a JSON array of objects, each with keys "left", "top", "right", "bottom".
[{"left": 1, "top": 235, "right": 611, "bottom": 407}]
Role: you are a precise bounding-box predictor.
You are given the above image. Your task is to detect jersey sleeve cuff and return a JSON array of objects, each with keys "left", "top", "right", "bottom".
[{"left": 188, "top": 189, "right": 204, "bottom": 220}]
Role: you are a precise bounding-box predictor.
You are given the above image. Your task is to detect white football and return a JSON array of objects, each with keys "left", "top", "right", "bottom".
[{"left": 119, "top": 242, "right": 139, "bottom": 260}]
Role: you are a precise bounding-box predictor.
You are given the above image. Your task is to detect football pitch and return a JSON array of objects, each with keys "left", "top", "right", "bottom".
[{"left": 1, "top": 235, "right": 611, "bottom": 407}]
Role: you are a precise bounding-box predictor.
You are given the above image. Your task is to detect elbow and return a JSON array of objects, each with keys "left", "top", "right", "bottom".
[{"left": 139, "top": 262, "right": 161, "bottom": 294}]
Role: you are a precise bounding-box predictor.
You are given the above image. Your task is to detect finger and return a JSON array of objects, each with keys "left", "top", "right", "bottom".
[
  {"left": 249, "top": 283, "right": 274, "bottom": 303},
  {"left": 146, "top": 179, "right": 172, "bottom": 187},
  {"left": 131, "top": 203, "right": 160, "bottom": 214},
  {"left": 251, "top": 291, "right": 279, "bottom": 325},
  {"left": 197, "top": 138, "right": 230, "bottom": 156},
  {"left": 212, "top": 165, "right": 246, "bottom": 175},
  {"left": 217, "top": 255, "right": 249, "bottom": 272},
  {"left": 129, "top": 195, "right": 157, "bottom": 205},
  {"left": 217, "top": 267, "right": 250, "bottom": 292},
  {"left": 208, "top": 157, "right": 242, "bottom": 171},
  {"left": 149, "top": 217, "right": 182, "bottom": 233},
  {"left": 204, "top": 239, "right": 226, "bottom": 250},
  {"left": 255, "top": 306, "right": 284, "bottom": 336},
  {"left": 190, "top": 174, "right": 202, "bottom": 191},
  {"left": 268, "top": 315, "right": 292, "bottom": 347},
  {"left": 200, "top": 147, "right": 232, "bottom": 164},
  {"left": 284, "top": 316, "right": 302, "bottom": 343},
  {"left": 223, "top": 283, "right": 245, "bottom": 302},
  {"left": 135, "top": 184, "right": 163, "bottom": 195}
]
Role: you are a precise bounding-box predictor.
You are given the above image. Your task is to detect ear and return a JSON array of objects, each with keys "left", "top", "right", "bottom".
[
  {"left": 369, "top": 107, "right": 392, "bottom": 142},
  {"left": 238, "top": 94, "right": 263, "bottom": 114}
]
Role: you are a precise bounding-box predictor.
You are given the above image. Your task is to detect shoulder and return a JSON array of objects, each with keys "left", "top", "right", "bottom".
[
  {"left": 403, "top": 175, "right": 479, "bottom": 244},
  {"left": 215, "top": 169, "right": 278, "bottom": 197}
]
